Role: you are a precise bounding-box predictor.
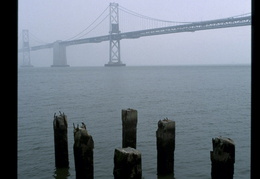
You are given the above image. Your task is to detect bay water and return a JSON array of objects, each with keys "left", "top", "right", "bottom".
[{"left": 18, "top": 65, "right": 251, "bottom": 179}]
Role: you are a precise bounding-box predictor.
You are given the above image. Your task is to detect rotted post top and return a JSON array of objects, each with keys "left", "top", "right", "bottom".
[
  {"left": 73, "top": 122, "right": 94, "bottom": 149},
  {"left": 157, "top": 118, "right": 175, "bottom": 131},
  {"left": 53, "top": 111, "right": 68, "bottom": 130}
]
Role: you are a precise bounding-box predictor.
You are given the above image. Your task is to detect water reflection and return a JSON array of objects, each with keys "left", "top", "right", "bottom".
[
  {"left": 157, "top": 173, "right": 175, "bottom": 179},
  {"left": 53, "top": 167, "right": 70, "bottom": 179}
]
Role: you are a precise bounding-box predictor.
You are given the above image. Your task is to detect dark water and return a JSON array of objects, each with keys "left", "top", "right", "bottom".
[{"left": 18, "top": 65, "right": 251, "bottom": 179}]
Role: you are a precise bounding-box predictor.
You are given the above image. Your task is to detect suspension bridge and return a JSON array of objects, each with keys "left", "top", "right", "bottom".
[{"left": 18, "top": 3, "right": 251, "bottom": 67}]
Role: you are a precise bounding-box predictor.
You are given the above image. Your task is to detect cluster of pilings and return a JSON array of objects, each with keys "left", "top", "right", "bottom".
[{"left": 53, "top": 109, "right": 235, "bottom": 179}]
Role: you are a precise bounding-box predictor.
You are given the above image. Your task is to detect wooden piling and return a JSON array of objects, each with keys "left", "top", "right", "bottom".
[
  {"left": 73, "top": 122, "right": 94, "bottom": 179},
  {"left": 122, "top": 108, "right": 138, "bottom": 149},
  {"left": 113, "top": 147, "right": 142, "bottom": 179},
  {"left": 210, "top": 136, "right": 235, "bottom": 179},
  {"left": 53, "top": 111, "right": 69, "bottom": 168},
  {"left": 156, "top": 118, "right": 175, "bottom": 176}
]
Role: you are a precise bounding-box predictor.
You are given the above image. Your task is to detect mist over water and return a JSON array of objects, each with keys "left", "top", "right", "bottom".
[{"left": 18, "top": 65, "right": 250, "bottom": 179}]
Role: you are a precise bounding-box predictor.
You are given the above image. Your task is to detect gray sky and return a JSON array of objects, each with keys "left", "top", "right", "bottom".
[{"left": 18, "top": 0, "right": 251, "bottom": 67}]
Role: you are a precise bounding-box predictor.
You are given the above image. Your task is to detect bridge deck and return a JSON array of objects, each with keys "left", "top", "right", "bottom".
[{"left": 19, "top": 15, "right": 251, "bottom": 52}]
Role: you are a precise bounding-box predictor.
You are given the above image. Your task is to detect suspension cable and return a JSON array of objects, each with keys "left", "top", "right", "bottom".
[
  {"left": 29, "top": 32, "right": 50, "bottom": 45},
  {"left": 65, "top": 5, "right": 109, "bottom": 41},
  {"left": 118, "top": 5, "right": 193, "bottom": 24},
  {"left": 71, "top": 13, "right": 110, "bottom": 40},
  {"left": 119, "top": 5, "right": 251, "bottom": 24},
  {"left": 228, "top": 12, "right": 251, "bottom": 18}
]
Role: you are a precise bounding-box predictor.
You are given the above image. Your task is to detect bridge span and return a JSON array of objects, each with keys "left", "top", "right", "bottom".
[{"left": 19, "top": 3, "right": 251, "bottom": 67}]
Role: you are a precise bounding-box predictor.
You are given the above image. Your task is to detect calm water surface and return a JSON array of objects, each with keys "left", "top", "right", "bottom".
[{"left": 18, "top": 65, "right": 251, "bottom": 179}]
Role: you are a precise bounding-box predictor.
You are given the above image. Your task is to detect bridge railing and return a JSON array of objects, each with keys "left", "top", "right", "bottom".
[{"left": 118, "top": 15, "right": 251, "bottom": 39}]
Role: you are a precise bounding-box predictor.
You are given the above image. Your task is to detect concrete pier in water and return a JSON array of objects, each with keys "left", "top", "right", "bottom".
[{"left": 51, "top": 41, "right": 69, "bottom": 67}]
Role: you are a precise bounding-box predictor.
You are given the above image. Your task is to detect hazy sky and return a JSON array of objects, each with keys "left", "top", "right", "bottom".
[{"left": 18, "top": 0, "right": 251, "bottom": 67}]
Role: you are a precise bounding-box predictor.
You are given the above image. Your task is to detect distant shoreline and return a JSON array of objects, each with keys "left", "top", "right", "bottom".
[{"left": 18, "top": 63, "right": 251, "bottom": 68}]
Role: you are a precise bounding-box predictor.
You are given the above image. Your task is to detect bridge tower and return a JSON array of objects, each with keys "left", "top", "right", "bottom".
[
  {"left": 21, "top": 29, "right": 33, "bottom": 67},
  {"left": 105, "top": 3, "right": 125, "bottom": 66},
  {"left": 51, "top": 41, "right": 69, "bottom": 67}
]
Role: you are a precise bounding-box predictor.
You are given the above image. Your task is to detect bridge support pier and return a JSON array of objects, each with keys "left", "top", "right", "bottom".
[
  {"left": 21, "top": 29, "right": 33, "bottom": 67},
  {"left": 105, "top": 3, "right": 125, "bottom": 67},
  {"left": 51, "top": 41, "right": 69, "bottom": 67}
]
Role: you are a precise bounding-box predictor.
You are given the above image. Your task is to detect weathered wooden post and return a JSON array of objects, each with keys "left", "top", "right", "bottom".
[
  {"left": 73, "top": 122, "right": 94, "bottom": 179},
  {"left": 122, "top": 108, "right": 138, "bottom": 149},
  {"left": 210, "top": 136, "right": 235, "bottom": 179},
  {"left": 113, "top": 147, "right": 142, "bottom": 179},
  {"left": 156, "top": 118, "right": 175, "bottom": 176},
  {"left": 53, "top": 111, "right": 69, "bottom": 168}
]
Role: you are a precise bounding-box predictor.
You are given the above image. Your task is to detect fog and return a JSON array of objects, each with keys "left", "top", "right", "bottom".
[{"left": 18, "top": 0, "right": 251, "bottom": 67}]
